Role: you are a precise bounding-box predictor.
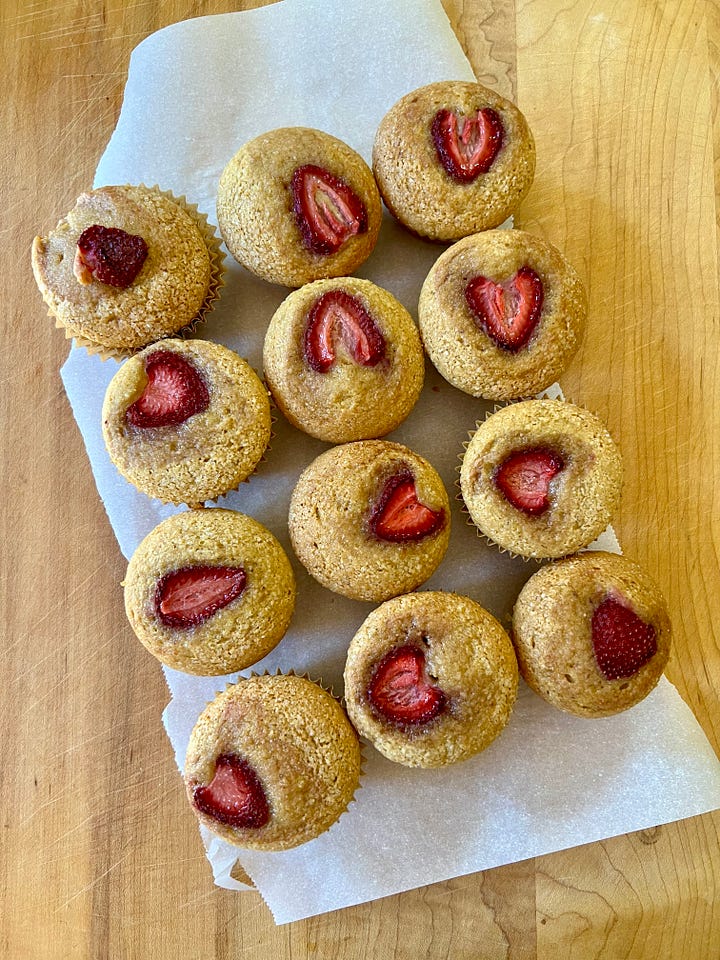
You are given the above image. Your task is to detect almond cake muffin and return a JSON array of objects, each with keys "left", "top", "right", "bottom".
[{"left": 373, "top": 81, "right": 535, "bottom": 242}]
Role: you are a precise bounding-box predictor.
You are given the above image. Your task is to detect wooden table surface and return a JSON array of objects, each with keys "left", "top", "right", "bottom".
[{"left": 3, "top": 0, "right": 720, "bottom": 957}]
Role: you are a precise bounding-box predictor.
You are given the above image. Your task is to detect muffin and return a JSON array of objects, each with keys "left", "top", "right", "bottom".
[
  {"left": 102, "top": 338, "right": 271, "bottom": 505},
  {"left": 217, "top": 127, "right": 382, "bottom": 287},
  {"left": 263, "top": 277, "right": 425, "bottom": 442},
  {"left": 460, "top": 399, "right": 623, "bottom": 558},
  {"left": 31, "top": 185, "right": 223, "bottom": 355},
  {"left": 289, "top": 440, "right": 450, "bottom": 602},
  {"left": 344, "top": 591, "right": 518, "bottom": 767},
  {"left": 373, "top": 81, "right": 535, "bottom": 242},
  {"left": 418, "top": 230, "right": 586, "bottom": 400},
  {"left": 184, "top": 675, "right": 361, "bottom": 850},
  {"left": 512, "top": 552, "right": 672, "bottom": 717},
  {"left": 124, "top": 508, "right": 295, "bottom": 675}
]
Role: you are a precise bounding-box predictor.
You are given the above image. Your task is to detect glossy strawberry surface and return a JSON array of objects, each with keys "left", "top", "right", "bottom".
[
  {"left": 76, "top": 224, "right": 148, "bottom": 288},
  {"left": 126, "top": 350, "right": 210, "bottom": 429},
  {"left": 303, "top": 290, "right": 385, "bottom": 373},
  {"left": 368, "top": 470, "right": 445, "bottom": 542},
  {"left": 431, "top": 107, "right": 503, "bottom": 182},
  {"left": 494, "top": 448, "right": 564, "bottom": 515},
  {"left": 291, "top": 164, "right": 367, "bottom": 255},
  {"left": 367, "top": 644, "right": 446, "bottom": 725},
  {"left": 592, "top": 597, "right": 658, "bottom": 680},
  {"left": 465, "top": 265, "right": 544, "bottom": 352},
  {"left": 155, "top": 564, "right": 247, "bottom": 629},
  {"left": 193, "top": 754, "right": 270, "bottom": 829}
]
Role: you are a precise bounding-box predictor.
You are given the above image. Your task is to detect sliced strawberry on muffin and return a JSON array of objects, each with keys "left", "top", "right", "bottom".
[{"left": 512, "top": 552, "right": 672, "bottom": 717}]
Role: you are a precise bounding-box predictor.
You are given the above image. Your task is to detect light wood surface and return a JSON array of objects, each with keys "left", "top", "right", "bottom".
[{"left": 3, "top": 0, "right": 719, "bottom": 956}]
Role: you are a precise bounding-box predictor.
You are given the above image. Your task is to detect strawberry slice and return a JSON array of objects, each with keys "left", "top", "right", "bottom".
[
  {"left": 591, "top": 597, "right": 658, "bottom": 680},
  {"left": 304, "top": 290, "right": 385, "bottom": 373},
  {"left": 193, "top": 754, "right": 270, "bottom": 829},
  {"left": 155, "top": 564, "right": 247, "bottom": 628},
  {"left": 431, "top": 107, "right": 503, "bottom": 182},
  {"left": 75, "top": 224, "right": 148, "bottom": 288},
  {"left": 291, "top": 164, "right": 367, "bottom": 256},
  {"left": 465, "top": 266, "right": 544, "bottom": 352},
  {"left": 126, "top": 350, "right": 210, "bottom": 429},
  {"left": 368, "top": 470, "right": 446, "bottom": 542},
  {"left": 494, "top": 448, "right": 564, "bottom": 515},
  {"left": 367, "top": 644, "right": 446, "bottom": 725}
]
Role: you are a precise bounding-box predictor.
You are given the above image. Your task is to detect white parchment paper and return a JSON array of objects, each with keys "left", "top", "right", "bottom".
[{"left": 58, "top": 0, "right": 720, "bottom": 925}]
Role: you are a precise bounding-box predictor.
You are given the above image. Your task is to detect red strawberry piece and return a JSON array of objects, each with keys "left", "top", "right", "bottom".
[
  {"left": 591, "top": 597, "right": 658, "bottom": 681},
  {"left": 193, "top": 754, "right": 270, "bottom": 829},
  {"left": 368, "top": 469, "right": 446, "bottom": 542},
  {"left": 431, "top": 107, "right": 504, "bottom": 182},
  {"left": 494, "top": 448, "right": 564, "bottom": 515},
  {"left": 75, "top": 224, "right": 148, "bottom": 288},
  {"left": 291, "top": 164, "right": 367, "bottom": 256},
  {"left": 303, "top": 290, "right": 385, "bottom": 373},
  {"left": 155, "top": 564, "right": 246, "bottom": 629},
  {"left": 465, "top": 265, "right": 544, "bottom": 352},
  {"left": 367, "top": 644, "right": 446, "bottom": 725},
  {"left": 126, "top": 350, "right": 210, "bottom": 429}
]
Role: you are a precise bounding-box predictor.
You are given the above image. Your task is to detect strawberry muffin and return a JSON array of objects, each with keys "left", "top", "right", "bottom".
[
  {"left": 344, "top": 591, "right": 518, "bottom": 767},
  {"left": 124, "top": 508, "right": 296, "bottom": 676},
  {"left": 418, "top": 230, "right": 587, "bottom": 401},
  {"left": 217, "top": 127, "right": 382, "bottom": 287},
  {"left": 263, "top": 277, "right": 425, "bottom": 443},
  {"left": 512, "top": 552, "right": 672, "bottom": 717},
  {"left": 460, "top": 399, "right": 623, "bottom": 558},
  {"left": 31, "top": 185, "right": 223, "bottom": 355},
  {"left": 184, "top": 675, "right": 361, "bottom": 850},
  {"left": 288, "top": 440, "right": 450, "bottom": 602},
  {"left": 373, "top": 81, "right": 535, "bottom": 242},
  {"left": 102, "top": 339, "right": 271, "bottom": 505}
]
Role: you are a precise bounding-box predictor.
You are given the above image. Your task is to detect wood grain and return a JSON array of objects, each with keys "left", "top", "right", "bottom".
[{"left": 2, "top": 0, "right": 718, "bottom": 957}]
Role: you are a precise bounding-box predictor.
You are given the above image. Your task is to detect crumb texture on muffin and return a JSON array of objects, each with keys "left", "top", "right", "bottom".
[
  {"left": 344, "top": 591, "right": 518, "bottom": 767},
  {"left": 460, "top": 398, "right": 623, "bottom": 558},
  {"left": 32, "top": 185, "right": 216, "bottom": 352},
  {"left": 184, "top": 675, "right": 361, "bottom": 850},
  {"left": 124, "top": 508, "right": 296, "bottom": 675},
  {"left": 217, "top": 127, "right": 382, "bottom": 287},
  {"left": 512, "top": 552, "right": 672, "bottom": 717},
  {"left": 373, "top": 81, "right": 535, "bottom": 241},
  {"left": 102, "top": 338, "right": 271, "bottom": 504}
]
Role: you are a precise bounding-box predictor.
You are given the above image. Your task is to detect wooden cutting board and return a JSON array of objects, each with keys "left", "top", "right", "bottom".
[{"left": 2, "top": 0, "right": 719, "bottom": 956}]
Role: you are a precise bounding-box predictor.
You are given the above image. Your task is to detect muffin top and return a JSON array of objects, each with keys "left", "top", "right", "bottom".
[
  {"left": 31, "top": 185, "right": 216, "bottom": 352},
  {"left": 289, "top": 440, "right": 451, "bottom": 602},
  {"left": 344, "top": 591, "right": 518, "bottom": 767},
  {"left": 373, "top": 81, "right": 535, "bottom": 242},
  {"left": 102, "top": 338, "right": 271, "bottom": 505},
  {"left": 263, "top": 277, "right": 425, "bottom": 443},
  {"left": 512, "top": 551, "right": 672, "bottom": 717},
  {"left": 217, "top": 127, "right": 382, "bottom": 287},
  {"left": 184, "top": 675, "right": 361, "bottom": 850},
  {"left": 124, "top": 508, "right": 296, "bottom": 676},
  {"left": 460, "top": 398, "right": 623, "bottom": 558},
  {"left": 419, "top": 229, "right": 586, "bottom": 401}
]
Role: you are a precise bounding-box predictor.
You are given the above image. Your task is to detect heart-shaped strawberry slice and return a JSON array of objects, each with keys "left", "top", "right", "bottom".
[
  {"left": 75, "top": 224, "right": 148, "bottom": 288},
  {"left": 367, "top": 644, "right": 446, "bottom": 725},
  {"left": 193, "top": 754, "right": 270, "bottom": 829},
  {"left": 466, "top": 266, "right": 544, "bottom": 352},
  {"left": 126, "top": 350, "right": 210, "bottom": 429},
  {"left": 155, "top": 565, "right": 247, "bottom": 629},
  {"left": 291, "top": 164, "right": 367, "bottom": 256},
  {"left": 591, "top": 597, "right": 658, "bottom": 680},
  {"left": 494, "top": 448, "right": 564, "bottom": 515},
  {"left": 304, "top": 290, "right": 385, "bottom": 373},
  {"left": 431, "top": 107, "right": 504, "bottom": 182},
  {"left": 368, "top": 470, "right": 446, "bottom": 542}
]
